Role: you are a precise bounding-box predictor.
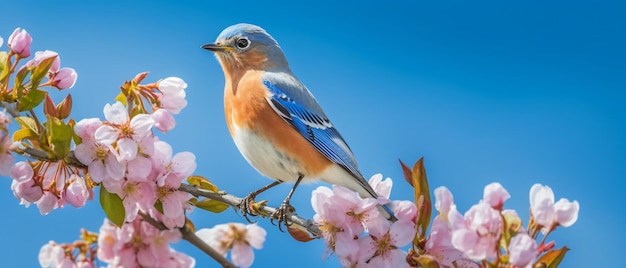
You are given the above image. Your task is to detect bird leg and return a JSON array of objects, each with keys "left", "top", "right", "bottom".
[
  {"left": 272, "top": 174, "right": 304, "bottom": 232},
  {"left": 240, "top": 180, "right": 282, "bottom": 222}
]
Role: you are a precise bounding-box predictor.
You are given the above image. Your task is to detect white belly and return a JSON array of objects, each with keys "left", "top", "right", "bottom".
[{"left": 232, "top": 125, "right": 313, "bottom": 183}]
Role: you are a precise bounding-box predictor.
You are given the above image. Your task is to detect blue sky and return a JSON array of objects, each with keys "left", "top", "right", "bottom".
[{"left": 1, "top": 1, "right": 624, "bottom": 267}]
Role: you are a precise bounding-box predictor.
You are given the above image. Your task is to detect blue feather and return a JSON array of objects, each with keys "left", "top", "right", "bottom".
[{"left": 263, "top": 80, "right": 364, "bottom": 181}]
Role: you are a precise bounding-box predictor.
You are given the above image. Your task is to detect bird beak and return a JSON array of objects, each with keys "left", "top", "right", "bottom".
[{"left": 202, "top": 43, "right": 228, "bottom": 52}]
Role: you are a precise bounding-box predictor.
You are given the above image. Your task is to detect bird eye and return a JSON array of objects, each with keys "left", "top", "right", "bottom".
[{"left": 236, "top": 37, "right": 250, "bottom": 49}]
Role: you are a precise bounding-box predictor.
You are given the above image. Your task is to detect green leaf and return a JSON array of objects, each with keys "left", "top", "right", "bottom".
[
  {"left": 100, "top": 186, "right": 126, "bottom": 227},
  {"left": 45, "top": 116, "right": 72, "bottom": 159},
  {"left": 187, "top": 175, "right": 219, "bottom": 192},
  {"left": 401, "top": 158, "right": 432, "bottom": 239},
  {"left": 115, "top": 92, "right": 127, "bottom": 106},
  {"left": 30, "top": 55, "right": 57, "bottom": 89},
  {"left": 195, "top": 198, "right": 229, "bottom": 213},
  {"left": 154, "top": 200, "right": 164, "bottom": 214},
  {"left": 13, "top": 116, "right": 40, "bottom": 142},
  {"left": 12, "top": 128, "right": 37, "bottom": 142},
  {"left": 17, "top": 89, "right": 46, "bottom": 112},
  {"left": 0, "top": 51, "right": 8, "bottom": 82},
  {"left": 535, "top": 247, "right": 569, "bottom": 268}
]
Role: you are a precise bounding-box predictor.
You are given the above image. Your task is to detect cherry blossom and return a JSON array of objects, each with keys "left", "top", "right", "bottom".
[
  {"left": 508, "top": 232, "right": 538, "bottom": 267},
  {"left": 97, "top": 218, "right": 193, "bottom": 268},
  {"left": 449, "top": 201, "right": 502, "bottom": 261},
  {"left": 152, "top": 108, "right": 176, "bottom": 133},
  {"left": 483, "top": 182, "right": 510, "bottom": 210},
  {"left": 357, "top": 220, "right": 415, "bottom": 268},
  {"left": 64, "top": 175, "right": 90, "bottom": 208},
  {"left": 50, "top": 67, "right": 77, "bottom": 90},
  {"left": 530, "top": 184, "right": 579, "bottom": 232},
  {"left": 38, "top": 241, "right": 66, "bottom": 268},
  {"left": 7, "top": 27, "right": 32, "bottom": 57},
  {"left": 158, "top": 77, "right": 188, "bottom": 114},
  {"left": 196, "top": 223, "right": 266, "bottom": 268}
]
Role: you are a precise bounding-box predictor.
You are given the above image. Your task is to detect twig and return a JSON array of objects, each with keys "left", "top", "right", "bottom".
[
  {"left": 140, "top": 212, "right": 235, "bottom": 268},
  {"left": 178, "top": 184, "right": 321, "bottom": 237}
]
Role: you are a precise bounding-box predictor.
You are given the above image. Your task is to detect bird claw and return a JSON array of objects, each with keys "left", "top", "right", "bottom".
[
  {"left": 271, "top": 201, "right": 295, "bottom": 232},
  {"left": 239, "top": 193, "right": 265, "bottom": 223}
]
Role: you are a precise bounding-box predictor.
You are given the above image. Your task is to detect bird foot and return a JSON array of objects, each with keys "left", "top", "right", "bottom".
[
  {"left": 239, "top": 193, "right": 267, "bottom": 223},
  {"left": 271, "top": 200, "right": 296, "bottom": 232}
]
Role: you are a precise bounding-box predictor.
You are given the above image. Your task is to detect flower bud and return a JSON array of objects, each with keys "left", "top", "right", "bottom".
[
  {"left": 152, "top": 109, "right": 176, "bottom": 133},
  {"left": 51, "top": 68, "right": 77, "bottom": 90},
  {"left": 65, "top": 175, "right": 89, "bottom": 208},
  {"left": 8, "top": 28, "right": 32, "bottom": 58}
]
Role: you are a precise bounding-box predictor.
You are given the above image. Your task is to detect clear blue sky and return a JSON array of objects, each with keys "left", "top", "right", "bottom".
[{"left": 1, "top": 1, "right": 624, "bottom": 267}]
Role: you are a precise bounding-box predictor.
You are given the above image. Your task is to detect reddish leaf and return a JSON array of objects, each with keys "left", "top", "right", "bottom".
[
  {"left": 287, "top": 226, "right": 315, "bottom": 242},
  {"left": 535, "top": 246, "right": 569, "bottom": 268},
  {"left": 399, "top": 159, "right": 414, "bottom": 187}
]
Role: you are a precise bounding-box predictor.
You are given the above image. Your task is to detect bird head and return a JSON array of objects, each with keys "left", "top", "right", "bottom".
[{"left": 202, "top": 23, "right": 290, "bottom": 74}]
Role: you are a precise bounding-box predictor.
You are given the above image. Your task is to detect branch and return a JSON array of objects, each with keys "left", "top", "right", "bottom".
[
  {"left": 178, "top": 183, "right": 321, "bottom": 237},
  {"left": 140, "top": 212, "right": 235, "bottom": 268}
]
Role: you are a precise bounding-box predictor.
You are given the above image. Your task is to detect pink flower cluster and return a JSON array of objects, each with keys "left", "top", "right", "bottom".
[
  {"left": 196, "top": 222, "right": 267, "bottom": 268},
  {"left": 74, "top": 99, "right": 196, "bottom": 228},
  {"left": 97, "top": 218, "right": 194, "bottom": 268},
  {"left": 21, "top": 50, "right": 77, "bottom": 90},
  {"left": 0, "top": 110, "right": 14, "bottom": 176},
  {"left": 426, "top": 183, "right": 579, "bottom": 267},
  {"left": 39, "top": 241, "right": 94, "bottom": 268},
  {"left": 312, "top": 174, "right": 418, "bottom": 268},
  {"left": 1, "top": 28, "right": 77, "bottom": 90},
  {"left": 10, "top": 160, "right": 92, "bottom": 215}
]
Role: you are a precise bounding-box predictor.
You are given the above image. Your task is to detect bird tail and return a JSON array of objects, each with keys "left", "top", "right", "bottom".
[{"left": 378, "top": 203, "right": 398, "bottom": 222}]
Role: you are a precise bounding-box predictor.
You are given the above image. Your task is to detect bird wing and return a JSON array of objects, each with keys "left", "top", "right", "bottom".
[{"left": 262, "top": 72, "right": 366, "bottom": 182}]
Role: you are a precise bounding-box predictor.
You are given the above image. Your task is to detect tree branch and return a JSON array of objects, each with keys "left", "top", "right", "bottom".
[
  {"left": 140, "top": 212, "right": 235, "bottom": 268},
  {"left": 178, "top": 183, "right": 321, "bottom": 237}
]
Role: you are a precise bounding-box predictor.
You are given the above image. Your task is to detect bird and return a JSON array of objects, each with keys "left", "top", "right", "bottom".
[{"left": 202, "top": 23, "right": 395, "bottom": 227}]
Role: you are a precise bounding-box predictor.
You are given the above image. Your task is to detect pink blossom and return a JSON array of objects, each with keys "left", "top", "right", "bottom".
[
  {"left": 434, "top": 186, "right": 454, "bottom": 221},
  {"left": 357, "top": 220, "right": 415, "bottom": 268},
  {"left": 97, "top": 218, "right": 193, "bottom": 268},
  {"left": 11, "top": 176, "right": 43, "bottom": 203},
  {"left": 118, "top": 181, "right": 155, "bottom": 222},
  {"left": 483, "top": 182, "right": 510, "bottom": 210},
  {"left": 74, "top": 141, "right": 124, "bottom": 183},
  {"left": 50, "top": 67, "right": 77, "bottom": 90},
  {"left": 36, "top": 191, "right": 59, "bottom": 215},
  {"left": 95, "top": 102, "right": 154, "bottom": 146},
  {"left": 151, "top": 140, "right": 196, "bottom": 187},
  {"left": 529, "top": 184, "right": 556, "bottom": 228},
  {"left": 554, "top": 198, "right": 579, "bottom": 227},
  {"left": 368, "top": 173, "right": 392, "bottom": 199},
  {"left": 152, "top": 109, "right": 176, "bottom": 133},
  {"left": 390, "top": 200, "right": 417, "bottom": 222},
  {"left": 97, "top": 219, "right": 118, "bottom": 262},
  {"left": 10, "top": 161, "right": 34, "bottom": 182},
  {"left": 64, "top": 175, "right": 89, "bottom": 208},
  {"left": 329, "top": 185, "right": 380, "bottom": 235},
  {"left": 22, "top": 50, "right": 60, "bottom": 74},
  {"left": 530, "top": 184, "right": 579, "bottom": 231},
  {"left": 39, "top": 241, "right": 65, "bottom": 268},
  {"left": 311, "top": 186, "right": 354, "bottom": 253},
  {"left": 508, "top": 232, "right": 538, "bottom": 267},
  {"left": 153, "top": 189, "right": 191, "bottom": 229},
  {"left": 196, "top": 223, "right": 266, "bottom": 268},
  {"left": 8, "top": 28, "right": 32, "bottom": 58},
  {"left": 73, "top": 118, "right": 102, "bottom": 142},
  {"left": 158, "top": 77, "right": 188, "bottom": 114},
  {"left": 122, "top": 135, "right": 155, "bottom": 182},
  {"left": 449, "top": 202, "right": 502, "bottom": 261}
]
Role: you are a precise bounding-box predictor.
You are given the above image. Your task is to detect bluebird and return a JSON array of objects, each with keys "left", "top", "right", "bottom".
[{"left": 202, "top": 23, "right": 395, "bottom": 227}]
